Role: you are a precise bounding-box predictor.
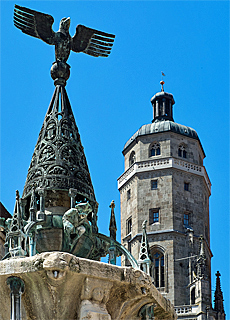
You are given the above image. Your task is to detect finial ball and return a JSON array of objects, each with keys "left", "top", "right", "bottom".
[{"left": 51, "top": 61, "right": 70, "bottom": 84}]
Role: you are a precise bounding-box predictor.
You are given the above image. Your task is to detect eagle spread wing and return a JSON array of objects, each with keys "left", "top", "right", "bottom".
[
  {"left": 14, "top": 4, "right": 55, "bottom": 45},
  {"left": 72, "top": 25, "right": 115, "bottom": 57}
]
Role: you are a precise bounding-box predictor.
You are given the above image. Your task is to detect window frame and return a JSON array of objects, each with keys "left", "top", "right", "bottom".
[
  {"left": 127, "top": 189, "right": 131, "bottom": 200},
  {"left": 191, "top": 287, "right": 195, "bottom": 305},
  {"left": 149, "top": 143, "right": 161, "bottom": 157},
  {"left": 151, "top": 179, "right": 158, "bottom": 190},
  {"left": 184, "top": 182, "right": 190, "bottom": 191},
  {"left": 184, "top": 213, "right": 189, "bottom": 226},
  {"left": 149, "top": 208, "right": 160, "bottom": 225},
  {"left": 151, "top": 251, "right": 165, "bottom": 288},
  {"left": 178, "top": 144, "right": 187, "bottom": 159},
  {"left": 126, "top": 217, "right": 132, "bottom": 235},
  {"left": 129, "top": 151, "right": 135, "bottom": 166}
]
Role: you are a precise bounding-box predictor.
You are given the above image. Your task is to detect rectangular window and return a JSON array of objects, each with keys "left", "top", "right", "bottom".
[
  {"left": 184, "top": 182, "right": 189, "bottom": 191},
  {"left": 149, "top": 208, "right": 159, "bottom": 224},
  {"left": 127, "top": 189, "right": 131, "bottom": 200},
  {"left": 128, "top": 241, "right": 131, "bottom": 254},
  {"left": 126, "top": 217, "right": 132, "bottom": 234},
  {"left": 184, "top": 213, "right": 189, "bottom": 226},
  {"left": 151, "top": 180, "right": 158, "bottom": 190}
]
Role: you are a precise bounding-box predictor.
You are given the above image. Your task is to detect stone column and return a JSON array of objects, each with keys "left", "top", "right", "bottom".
[
  {"left": 79, "top": 277, "right": 112, "bottom": 320},
  {"left": 37, "top": 188, "right": 47, "bottom": 220},
  {"left": 155, "top": 100, "right": 159, "bottom": 117},
  {"left": 162, "top": 98, "right": 166, "bottom": 115},
  {"left": 20, "top": 199, "right": 27, "bottom": 220},
  {"left": 69, "top": 188, "right": 78, "bottom": 208},
  {"left": 6, "top": 276, "right": 25, "bottom": 320}
]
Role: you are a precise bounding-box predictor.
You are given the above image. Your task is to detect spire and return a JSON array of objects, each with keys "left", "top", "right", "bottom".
[
  {"left": 109, "top": 200, "right": 117, "bottom": 241},
  {"left": 29, "top": 189, "right": 37, "bottom": 222},
  {"left": 138, "top": 220, "right": 151, "bottom": 275},
  {"left": 22, "top": 61, "right": 96, "bottom": 209},
  {"left": 196, "top": 235, "right": 206, "bottom": 278},
  {"left": 108, "top": 200, "right": 117, "bottom": 265},
  {"left": 7, "top": 191, "right": 27, "bottom": 257},
  {"left": 214, "top": 271, "right": 226, "bottom": 319},
  {"left": 150, "top": 76, "right": 175, "bottom": 122}
]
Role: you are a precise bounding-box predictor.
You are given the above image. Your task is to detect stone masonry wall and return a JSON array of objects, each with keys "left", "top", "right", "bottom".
[{"left": 120, "top": 128, "right": 211, "bottom": 308}]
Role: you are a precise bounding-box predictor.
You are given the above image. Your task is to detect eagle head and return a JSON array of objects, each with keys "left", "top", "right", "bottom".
[{"left": 59, "top": 17, "right": 70, "bottom": 33}]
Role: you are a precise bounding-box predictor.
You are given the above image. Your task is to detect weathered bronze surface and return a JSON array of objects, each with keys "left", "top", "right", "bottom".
[
  {"left": 2, "top": 5, "right": 119, "bottom": 263},
  {"left": 22, "top": 82, "right": 96, "bottom": 204},
  {"left": 14, "top": 4, "right": 115, "bottom": 62}
]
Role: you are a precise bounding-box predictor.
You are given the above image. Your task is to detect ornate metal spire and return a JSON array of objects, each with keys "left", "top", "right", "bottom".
[
  {"left": 22, "top": 62, "right": 96, "bottom": 208},
  {"left": 10, "top": 5, "right": 116, "bottom": 260},
  {"left": 109, "top": 200, "right": 117, "bottom": 241},
  {"left": 138, "top": 220, "right": 151, "bottom": 275},
  {"left": 214, "top": 271, "right": 226, "bottom": 319},
  {"left": 7, "top": 191, "right": 27, "bottom": 257},
  {"left": 108, "top": 200, "right": 117, "bottom": 265}
]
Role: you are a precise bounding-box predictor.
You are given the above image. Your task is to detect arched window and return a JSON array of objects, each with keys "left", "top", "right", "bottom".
[
  {"left": 150, "top": 143, "right": 161, "bottom": 157},
  {"left": 150, "top": 251, "right": 165, "bottom": 288},
  {"left": 129, "top": 151, "right": 135, "bottom": 166},
  {"left": 178, "top": 144, "right": 187, "bottom": 158},
  {"left": 191, "top": 287, "right": 195, "bottom": 304}
]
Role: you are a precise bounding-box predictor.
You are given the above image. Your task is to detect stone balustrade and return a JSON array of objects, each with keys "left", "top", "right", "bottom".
[
  {"left": 174, "top": 304, "right": 199, "bottom": 319},
  {"left": 118, "top": 157, "right": 211, "bottom": 193}
]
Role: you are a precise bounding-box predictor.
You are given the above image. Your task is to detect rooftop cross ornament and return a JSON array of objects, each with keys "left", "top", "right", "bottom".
[{"left": 14, "top": 5, "right": 115, "bottom": 63}]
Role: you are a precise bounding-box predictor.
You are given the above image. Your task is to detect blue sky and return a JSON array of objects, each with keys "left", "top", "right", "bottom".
[{"left": 0, "top": 0, "right": 229, "bottom": 316}]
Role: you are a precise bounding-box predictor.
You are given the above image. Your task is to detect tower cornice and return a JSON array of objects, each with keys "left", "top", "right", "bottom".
[{"left": 117, "top": 157, "right": 211, "bottom": 194}]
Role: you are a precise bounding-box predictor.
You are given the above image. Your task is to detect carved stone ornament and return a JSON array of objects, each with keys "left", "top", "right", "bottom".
[{"left": 80, "top": 277, "right": 113, "bottom": 320}]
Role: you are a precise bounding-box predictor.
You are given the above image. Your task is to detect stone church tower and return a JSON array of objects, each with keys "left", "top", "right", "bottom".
[{"left": 118, "top": 81, "right": 225, "bottom": 320}]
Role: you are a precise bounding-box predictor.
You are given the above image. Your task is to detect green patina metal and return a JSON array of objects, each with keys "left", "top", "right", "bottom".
[{"left": 2, "top": 4, "right": 137, "bottom": 269}]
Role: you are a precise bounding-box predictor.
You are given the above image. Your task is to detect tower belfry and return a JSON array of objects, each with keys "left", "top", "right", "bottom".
[{"left": 117, "top": 80, "right": 223, "bottom": 319}]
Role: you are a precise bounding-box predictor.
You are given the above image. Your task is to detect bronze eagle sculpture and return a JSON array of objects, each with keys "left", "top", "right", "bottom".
[{"left": 14, "top": 4, "right": 115, "bottom": 63}]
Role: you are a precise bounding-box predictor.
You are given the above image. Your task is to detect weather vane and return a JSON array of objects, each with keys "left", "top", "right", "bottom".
[
  {"left": 160, "top": 71, "right": 165, "bottom": 92},
  {"left": 14, "top": 4, "right": 115, "bottom": 84}
]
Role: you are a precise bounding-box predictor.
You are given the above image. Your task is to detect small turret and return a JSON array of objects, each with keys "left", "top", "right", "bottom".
[
  {"left": 151, "top": 80, "right": 175, "bottom": 122},
  {"left": 214, "top": 271, "right": 226, "bottom": 320}
]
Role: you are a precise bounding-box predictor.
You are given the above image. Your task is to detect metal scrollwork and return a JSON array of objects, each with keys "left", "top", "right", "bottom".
[{"left": 22, "top": 83, "right": 96, "bottom": 204}]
